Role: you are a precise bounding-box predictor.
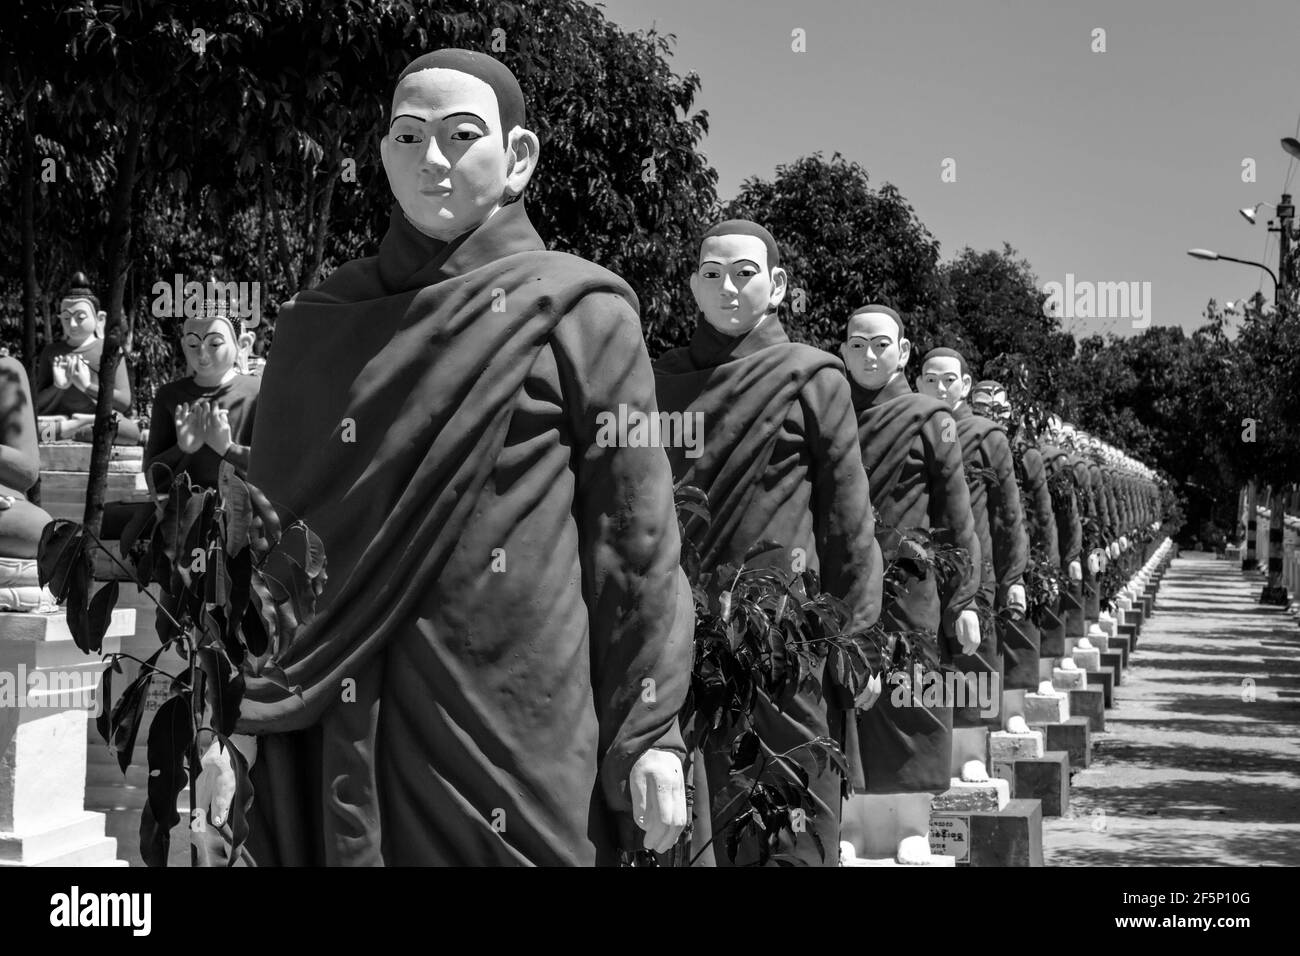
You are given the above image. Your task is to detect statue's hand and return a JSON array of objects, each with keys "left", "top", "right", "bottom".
[
  {"left": 194, "top": 734, "right": 256, "bottom": 829},
  {"left": 1068, "top": 560, "right": 1083, "bottom": 581},
  {"left": 175, "top": 402, "right": 205, "bottom": 453},
  {"left": 1087, "top": 551, "right": 1101, "bottom": 575},
  {"left": 854, "top": 671, "right": 883, "bottom": 711},
  {"left": 1108, "top": 542, "right": 1120, "bottom": 559},
  {"left": 52, "top": 356, "right": 70, "bottom": 390},
  {"left": 1119, "top": 536, "right": 1129, "bottom": 552},
  {"left": 955, "top": 609, "right": 981, "bottom": 654},
  {"left": 1007, "top": 584, "right": 1027, "bottom": 615},
  {"left": 205, "top": 407, "right": 233, "bottom": 456},
  {"left": 0, "top": 495, "right": 14, "bottom": 511},
  {"left": 628, "top": 748, "right": 687, "bottom": 854},
  {"left": 69, "top": 356, "right": 92, "bottom": 391}
]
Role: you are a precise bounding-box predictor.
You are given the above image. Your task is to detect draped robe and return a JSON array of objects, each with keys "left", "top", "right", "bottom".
[
  {"left": 235, "top": 200, "right": 694, "bottom": 866},
  {"left": 1041, "top": 444, "right": 1085, "bottom": 646},
  {"left": 952, "top": 405, "right": 1027, "bottom": 720},
  {"left": 654, "top": 319, "right": 881, "bottom": 866},
  {"left": 849, "top": 375, "right": 980, "bottom": 793}
]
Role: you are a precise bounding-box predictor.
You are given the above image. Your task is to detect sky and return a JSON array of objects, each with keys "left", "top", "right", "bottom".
[{"left": 596, "top": 0, "right": 1300, "bottom": 338}]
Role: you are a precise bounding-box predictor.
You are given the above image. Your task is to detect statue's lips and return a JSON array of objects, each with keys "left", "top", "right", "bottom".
[{"left": 418, "top": 186, "right": 452, "bottom": 197}]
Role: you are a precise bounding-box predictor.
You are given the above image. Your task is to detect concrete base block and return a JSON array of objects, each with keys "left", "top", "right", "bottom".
[
  {"left": 1024, "top": 691, "right": 1069, "bottom": 724},
  {"left": 1101, "top": 651, "right": 1123, "bottom": 684},
  {"left": 849, "top": 854, "right": 957, "bottom": 867},
  {"left": 966, "top": 799, "right": 1044, "bottom": 867},
  {"left": 1030, "top": 716, "right": 1092, "bottom": 769},
  {"left": 990, "top": 730, "right": 1044, "bottom": 761},
  {"left": 1108, "top": 634, "right": 1131, "bottom": 668},
  {"left": 1072, "top": 646, "right": 1101, "bottom": 671},
  {"left": 1012, "top": 752, "right": 1070, "bottom": 817},
  {"left": 1087, "top": 669, "right": 1114, "bottom": 707},
  {"left": 1052, "top": 667, "right": 1088, "bottom": 691},
  {"left": 933, "top": 777, "right": 1010, "bottom": 813},
  {"left": 1069, "top": 687, "right": 1106, "bottom": 731}
]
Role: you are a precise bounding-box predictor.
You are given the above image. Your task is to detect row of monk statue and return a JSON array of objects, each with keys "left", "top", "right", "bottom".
[{"left": 4, "top": 49, "right": 1166, "bottom": 866}]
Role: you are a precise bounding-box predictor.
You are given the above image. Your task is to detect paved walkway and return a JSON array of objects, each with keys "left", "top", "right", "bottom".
[{"left": 1043, "top": 551, "right": 1300, "bottom": 866}]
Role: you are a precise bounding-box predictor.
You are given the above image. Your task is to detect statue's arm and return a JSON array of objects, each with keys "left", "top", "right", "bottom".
[
  {"left": 0, "top": 358, "right": 41, "bottom": 491},
  {"left": 800, "top": 367, "right": 881, "bottom": 634},
  {"left": 553, "top": 291, "right": 693, "bottom": 814},
  {"left": 987, "top": 429, "right": 1028, "bottom": 601},
  {"left": 143, "top": 388, "right": 189, "bottom": 489},
  {"left": 1025, "top": 448, "right": 1060, "bottom": 566},
  {"left": 33, "top": 346, "right": 61, "bottom": 413},
  {"left": 923, "top": 411, "right": 981, "bottom": 636}
]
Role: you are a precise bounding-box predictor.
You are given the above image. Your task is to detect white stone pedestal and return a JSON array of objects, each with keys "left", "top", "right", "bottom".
[{"left": 0, "top": 609, "right": 134, "bottom": 866}]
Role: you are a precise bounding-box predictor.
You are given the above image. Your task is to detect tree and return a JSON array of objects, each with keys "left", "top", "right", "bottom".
[
  {"left": 937, "top": 244, "right": 1074, "bottom": 410},
  {"left": 723, "top": 153, "right": 945, "bottom": 352}
]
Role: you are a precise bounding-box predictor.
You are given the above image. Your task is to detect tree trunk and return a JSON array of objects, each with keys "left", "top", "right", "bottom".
[
  {"left": 1243, "top": 480, "right": 1258, "bottom": 572},
  {"left": 20, "top": 116, "right": 38, "bottom": 376},
  {"left": 1262, "top": 486, "right": 1288, "bottom": 604},
  {"left": 262, "top": 161, "right": 296, "bottom": 290},
  {"left": 304, "top": 164, "right": 338, "bottom": 290},
  {"left": 84, "top": 115, "right": 144, "bottom": 537}
]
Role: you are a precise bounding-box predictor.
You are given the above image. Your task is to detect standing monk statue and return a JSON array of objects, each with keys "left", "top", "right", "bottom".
[
  {"left": 654, "top": 220, "right": 882, "bottom": 866},
  {"left": 838, "top": 306, "right": 982, "bottom": 864},
  {"left": 197, "top": 49, "right": 693, "bottom": 865}
]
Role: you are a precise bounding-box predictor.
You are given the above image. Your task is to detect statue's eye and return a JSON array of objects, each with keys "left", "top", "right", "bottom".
[
  {"left": 451, "top": 129, "right": 483, "bottom": 141},
  {"left": 393, "top": 133, "right": 421, "bottom": 144}
]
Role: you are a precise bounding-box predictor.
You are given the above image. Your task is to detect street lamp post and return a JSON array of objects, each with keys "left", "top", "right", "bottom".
[{"left": 1188, "top": 139, "right": 1300, "bottom": 601}]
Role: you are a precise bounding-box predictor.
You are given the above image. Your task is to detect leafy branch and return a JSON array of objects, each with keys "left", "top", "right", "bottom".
[{"left": 37, "top": 461, "right": 325, "bottom": 866}]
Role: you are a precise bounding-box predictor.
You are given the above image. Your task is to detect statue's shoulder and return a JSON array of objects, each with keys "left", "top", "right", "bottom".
[
  {"left": 294, "top": 255, "right": 384, "bottom": 306},
  {"left": 901, "top": 391, "right": 952, "bottom": 422},
  {"left": 520, "top": 251, "right": 641, "bottom": 330},
  {"left": 782, "top": 341, "right": 841, "bottom": 373},
  {"left": 0, "top": 353, "right": 30, "bottom": 383},
  {"left": 653, "top": 345, "right": 692, "bottom": 375}
]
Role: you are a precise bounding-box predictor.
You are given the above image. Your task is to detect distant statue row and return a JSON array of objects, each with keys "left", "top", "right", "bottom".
[{"left": 0, "top": 273, "right": 260, "bottom": 610}]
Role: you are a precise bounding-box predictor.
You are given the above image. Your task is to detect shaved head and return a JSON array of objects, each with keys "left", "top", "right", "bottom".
[
  {"left": 396, "top": 49, "right": 525, "bottom": 146},
  {"left": 921, "top": 347, "right": 970, "bottom": 376},
  {"left": 701, "top": 219, "right": 780, "bottom": 271},
  {"left": 847, "top": 304, "right": 903, "bottom": 340}
]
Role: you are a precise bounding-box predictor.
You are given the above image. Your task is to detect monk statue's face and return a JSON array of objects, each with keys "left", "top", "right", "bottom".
[
  {"left": 971, "top": 386, "right": 1010, "bottom": 424},
  {"left": 690, "top": 235, "right": 787, "bottom": 336},
  {"left": 381, "top": 68, "right": 539, "bottom": 242},
  {"left": 182, "top": 316, "right": 251, "bottom": 387},
  {"left": 841, "top": 312, "right": 909, "bottom": 390},
  {"left": 59, "top": 297, "right": 103, "bottom": 348},
  {"left": 918, "top": 356, "right": 971, "bottom": 410}
]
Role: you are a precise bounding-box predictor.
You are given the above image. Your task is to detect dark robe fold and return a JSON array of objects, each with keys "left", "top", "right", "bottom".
[
  {"left": 849, "top": 375, "right": 980, "bottom": 793},
  {"left": 236, "top": 200, "right": 693, "bottom": 866},
  {"left": 654, "top": 318, "right": 881, "bottom": 867},
  {"left": 951, "top": 405, "right": 1020, "bottom": 722},
  {"left": 1008, "top": 443, "right": 1057, "bottom": 689}
]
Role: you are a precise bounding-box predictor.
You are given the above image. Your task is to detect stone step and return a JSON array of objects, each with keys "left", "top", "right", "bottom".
[
  {"left": 39, "top": 442, "right": 142, "bottom": 473},
  {"left": 0, "top": 607, "right": 136, "bottom": 645},
  {"left": 0, "top": 811, "right": 110, "bottom": 864},
  {"left": 0, "top": 836, "right": 126, "bottom": 867}
]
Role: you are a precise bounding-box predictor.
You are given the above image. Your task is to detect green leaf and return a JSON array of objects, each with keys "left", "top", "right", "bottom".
[
  {"left": 219, "top": 464, "right": 251, "bottom": 556},
  {"left": 141, "top": 694, "right": 191, "bottom": 867},
  {"left": 86, "top": 579, "right": 120, "bottom": 654},
  {"left": 37, "top": 520, "right": 85, "bottom": 601}
]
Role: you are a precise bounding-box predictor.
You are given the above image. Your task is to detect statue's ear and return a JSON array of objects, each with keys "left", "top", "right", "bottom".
[
  {"left": 961, "top": 372, "right": 972, "bottom": 397},
  {"left": 504, "top": 126, "right": 540, "bottom": 201},
  {"left": 768, "top": 265, "right": 788, "bottom": 311},
  {"left": 96, "top": 310, "right": 107, "bottom": 335},
  {"left": 897, "top": 336, "right": 912, "bottom": 369}
]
